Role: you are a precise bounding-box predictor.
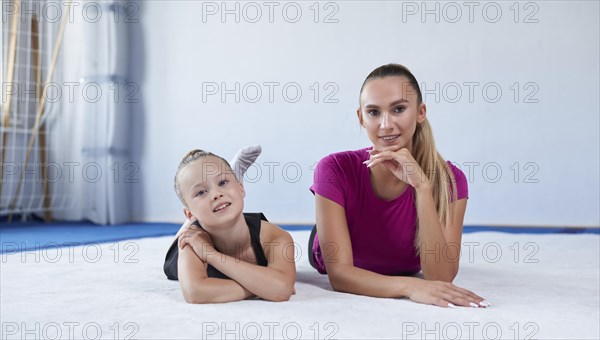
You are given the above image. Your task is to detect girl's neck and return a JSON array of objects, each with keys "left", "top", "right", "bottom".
[{"left": 204, "top": 214, "right": 251, "bottom": 256}]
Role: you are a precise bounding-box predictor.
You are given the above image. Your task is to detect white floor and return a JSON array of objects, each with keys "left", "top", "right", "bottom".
[{"left": 1, "top": 230, "right": 599, "bottom": 339}]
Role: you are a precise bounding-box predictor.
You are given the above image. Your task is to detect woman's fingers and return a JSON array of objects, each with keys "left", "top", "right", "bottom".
[
  {"left": 444, "top": 284, "right": 489, "bottom": 308},
  {"left": 413, "top": 282, "right": 489, "bottom": 309},
  {"left": 366, "top": 150, "right": 414, "bottom": 167},
  {"left": 450, "top": 285, "right": 487, "bottom": 305},
  {"left": 364, "top": 151, "right": 399, "bottom": 167},
  {"left": 442, "top": 291, "right": 479, "bottom": 308},
  {"left": 364, "top": 158, "right": 386, "bottom": 168}
]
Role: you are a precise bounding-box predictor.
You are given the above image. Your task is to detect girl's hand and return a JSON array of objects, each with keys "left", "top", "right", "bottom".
[
  {"left": 406, "top": 278, "right": 490, "bottom": 308},
  {"left": 175, "top": 219, "right": 194, "bottom": 239},
  {"left": 178, "top": 224, "right": 216, "bottom": 262},
  {"left": 364, "top": 147, "right": 430, "bottom": 189}
]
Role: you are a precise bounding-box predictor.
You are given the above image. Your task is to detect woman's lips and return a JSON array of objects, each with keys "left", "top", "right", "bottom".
[{"left": 379, "top": 134, "right": 400, "bottom": 142}]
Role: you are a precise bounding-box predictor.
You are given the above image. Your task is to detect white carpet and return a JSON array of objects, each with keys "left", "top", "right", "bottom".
[{"left": 1, "top": 231, "right": 599, "bottom": 339}]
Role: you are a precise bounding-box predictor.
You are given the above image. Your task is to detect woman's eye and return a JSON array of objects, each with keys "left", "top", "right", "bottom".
[
  {"left": 394, "top": 106, "right": 405, "bottom": 113},
  {"left": 196, "top": 190, "right": 206, "bottom": 197},
  {"left": 367, "top": 110, "right": 380, "bottom": 116},
  {"left": 219, "top": 179, "right": 229, "bottom": 186}
]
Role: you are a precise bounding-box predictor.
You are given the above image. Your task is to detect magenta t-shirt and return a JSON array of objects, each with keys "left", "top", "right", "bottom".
[{"left": 309, "top": 147, "right": 468, "bottom": 276}]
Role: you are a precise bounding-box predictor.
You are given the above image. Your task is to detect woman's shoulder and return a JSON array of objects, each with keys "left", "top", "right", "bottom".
[
  {"left": 317, "top": 147, "right": 370, "bottom": 168},
  {"left": 445, "top": 160, "right": 469, "bottom": 200},
  {"left": 445, "top": 161, "right": 467, "bottom": 182}
]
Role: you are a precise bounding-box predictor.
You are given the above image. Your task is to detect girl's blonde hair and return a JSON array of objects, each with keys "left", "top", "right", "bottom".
[
  {"left": 359, "top": 64, "right": 458, "bottom": 226},
  {"left": 173, "top": 149, "right": 232, "bottom": 205}
]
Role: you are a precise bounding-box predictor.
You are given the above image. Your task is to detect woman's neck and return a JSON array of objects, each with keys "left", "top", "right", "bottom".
[{"left": 369, "top": 163, "right": 409, "bottom": 201}]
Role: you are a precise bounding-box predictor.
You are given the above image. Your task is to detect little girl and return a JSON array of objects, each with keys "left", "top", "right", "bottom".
[{"left": 164, "top": 147, "right": 296, "bottom": 303}]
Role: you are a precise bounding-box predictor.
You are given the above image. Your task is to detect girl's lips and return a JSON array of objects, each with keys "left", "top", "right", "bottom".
[{"left": 213, "top": 202, "right": 231, "bottom": 213}]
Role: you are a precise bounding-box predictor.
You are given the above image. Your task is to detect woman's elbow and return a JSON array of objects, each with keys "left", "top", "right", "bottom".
[
  {"left": 435, "top": 273, "right": 457, "bottom": 283},
  {"left": 445, "top": 264, "right": 460, "bottom": 282},
  {"left": 327, "top": 266, "right": 351, "bottom": 293},
  {"left": 423, "top": 266, "right": 459, "bottom": 283}
]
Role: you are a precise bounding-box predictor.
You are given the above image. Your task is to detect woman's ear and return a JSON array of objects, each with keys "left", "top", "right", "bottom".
[
  {"left": 417, "top": 102, "right": 427, "bottom": 123},
  {"left": 356, "top": 108, "right": 364, "bottom": 127}
]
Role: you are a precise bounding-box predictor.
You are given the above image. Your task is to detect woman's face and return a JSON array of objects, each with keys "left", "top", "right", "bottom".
[
  {"left": 179, "top": 156, "right": 245, "bottom": 228},
  {"left": 357, "top": 76, "right": 426, "bottom": 152}
]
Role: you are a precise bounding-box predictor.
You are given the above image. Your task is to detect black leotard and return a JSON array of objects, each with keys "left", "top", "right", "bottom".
[{"left": 163, "top": 213, "right": 268, "bottom": 280}]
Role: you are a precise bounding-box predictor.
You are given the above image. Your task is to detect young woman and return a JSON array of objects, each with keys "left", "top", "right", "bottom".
[
  {"left": 164, "top": 149, "right": 296, "bottom": 303},
  {"left": 309, "top": 64, "right": 489, "bottom": 308}
]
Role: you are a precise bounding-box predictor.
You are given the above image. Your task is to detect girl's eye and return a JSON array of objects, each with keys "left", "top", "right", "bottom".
[
  {"left": 367, "top": 110, "right": 380, "bottom": 116},
  {"left": 219, "top": 179, "right": 229, "bottom": 186},
  {"left": 196, "top": 190, "right": 206, "bottom": 197},
  {"left": 394, "top": 106, "right": 405, "bottom": 113}
]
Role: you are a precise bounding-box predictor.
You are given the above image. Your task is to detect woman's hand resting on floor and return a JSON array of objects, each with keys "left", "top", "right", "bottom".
[{"left": 405, "top": 277, "right": 489, "bottom": 308}]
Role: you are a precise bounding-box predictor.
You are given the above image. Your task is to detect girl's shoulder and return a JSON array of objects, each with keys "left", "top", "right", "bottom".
[
  {"left": 258, "top": 221, "right": 294, "bottom": 262},
  {"left": 259, "top": 220, "right": 293, "bottom": 244}
]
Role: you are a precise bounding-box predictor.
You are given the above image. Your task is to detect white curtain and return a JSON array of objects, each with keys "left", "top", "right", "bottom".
[{"left": 51, "top": 1, "right": 131, "bottom": 224}]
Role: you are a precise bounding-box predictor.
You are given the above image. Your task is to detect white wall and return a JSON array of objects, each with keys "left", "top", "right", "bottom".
[{"left": 128, "top": 1, "right": 599, "bottom": 227}]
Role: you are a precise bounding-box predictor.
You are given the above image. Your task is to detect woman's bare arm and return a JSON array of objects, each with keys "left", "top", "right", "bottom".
[
  {"left": 414, "top": 183, "right": 467, "bottom": 282},
  {"left": 316, "top": 194, "right": 483, "bottom": 307}
]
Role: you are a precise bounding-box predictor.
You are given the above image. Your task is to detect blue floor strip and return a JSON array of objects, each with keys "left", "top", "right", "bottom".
[{"left": 1, "top": 221, "right": 598, "bottom": 254}]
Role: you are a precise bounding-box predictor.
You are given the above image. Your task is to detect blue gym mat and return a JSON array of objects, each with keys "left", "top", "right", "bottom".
[{"left": 1, "top": 220, "right": 597, "bottom": 254}]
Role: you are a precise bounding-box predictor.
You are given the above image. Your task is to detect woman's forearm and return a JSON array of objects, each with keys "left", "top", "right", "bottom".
[
  {"left": 327, "top": 263, "right": 419, "bottom": 298},
  {"left": 414, "top": 185, "right": 458, "bottom": 281}
]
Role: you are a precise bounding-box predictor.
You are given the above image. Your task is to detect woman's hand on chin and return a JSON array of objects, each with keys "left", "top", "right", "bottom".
[{"left": 364, "top": 148, "right": 431, "bottom": 189}]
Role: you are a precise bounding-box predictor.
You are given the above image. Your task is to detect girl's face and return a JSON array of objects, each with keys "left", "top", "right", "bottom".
[
  {"left": 179, "top": 156, "right": 245, "bottom": 228},
  {"left": 357, "top": 76, "right": 426, "bottom": 152}
]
